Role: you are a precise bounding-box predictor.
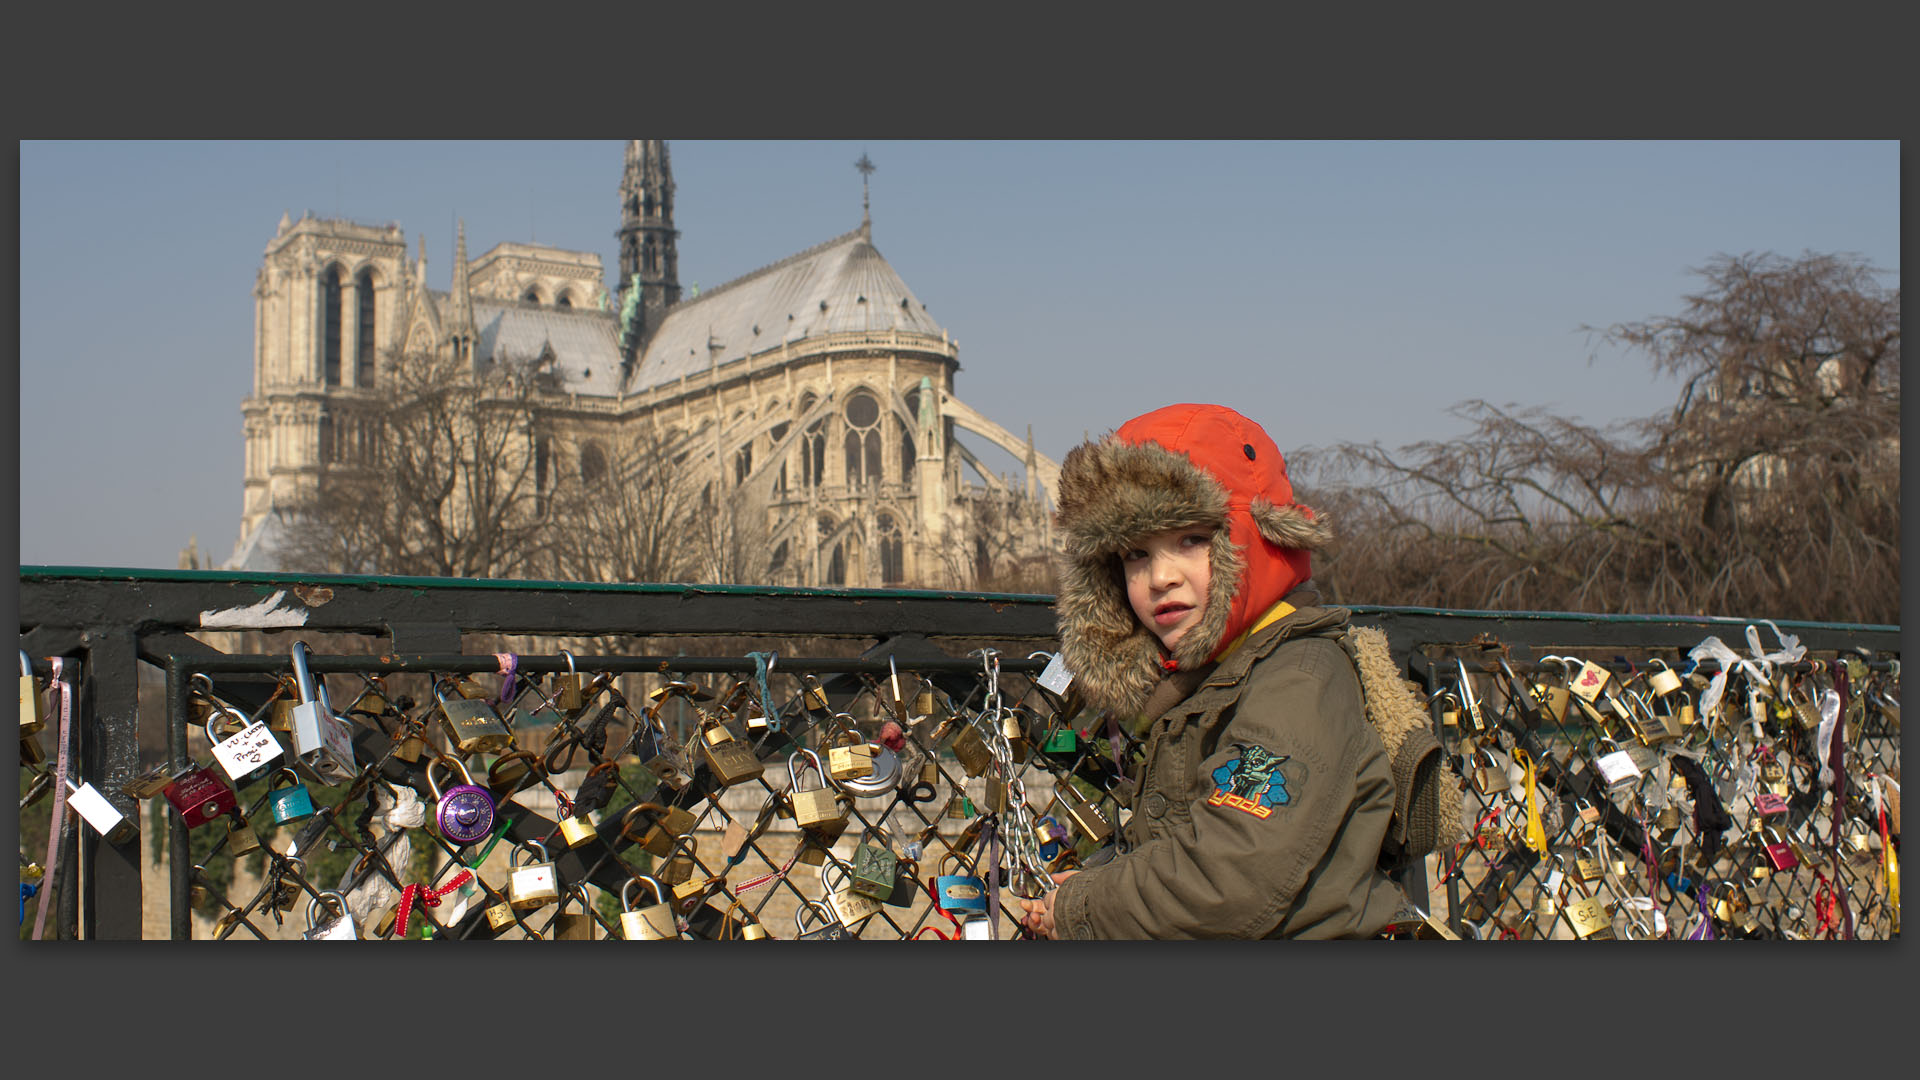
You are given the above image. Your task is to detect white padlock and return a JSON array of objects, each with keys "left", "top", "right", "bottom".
[
  {"left": 208, "top": 708, "right": 284, "bottom": 782},
  {"left": 64, "top": 779, "right": 126, "bottom": 835},
  {"left": 302, "top": 890, "right": 359, "bottom": 940}
]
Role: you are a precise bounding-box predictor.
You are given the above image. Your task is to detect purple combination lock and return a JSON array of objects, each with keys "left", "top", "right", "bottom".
[{"left": 428, "top": 754, "right": 496, "bottom": 845}]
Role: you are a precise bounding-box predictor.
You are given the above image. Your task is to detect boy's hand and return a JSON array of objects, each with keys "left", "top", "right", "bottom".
[{"left": 1019, "top": 870, "right": 1080, "bottom": 939}]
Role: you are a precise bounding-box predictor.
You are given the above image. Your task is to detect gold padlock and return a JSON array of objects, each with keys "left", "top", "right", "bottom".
[
  {"left": 1565, "top": 895, "right": 1615, "bottom": 939},
  {"left": 620, "top": 876, "right": 677, "bottom": 940},
  {"left": 826, "top": 726, "right": 877, "bottom": 782},
  {"left": 1647, "top": 660, "right": 1684, "bottom": 698},
  {"left": 19, "top": 651, "right": 45, "bottom": 737},
  {"left": 225, "top": 815, "right": 262, "bottom": 856},
  {"left": 621, "top": 800, "right": 699, "bottom": 857},
  {"left": 658, "top": 834, "right": 700, "bottom": 886},
  {"left": 553, "top": 652, "right": 586, "bottom": 713},
  {"left": 552, "top": 884, "right": 596, "bottom": 940},
  {"left": 558, "top": 810, "right": 601, "bottom": 850},
  {"left": 784, "top": 749, "right": 847, "bottom": 832},
  {"left": 951, "top": 723, "right": 994, "bottom": 778},
  {"left": 698, "top": 716, "right": 765, "bottom": 787}
]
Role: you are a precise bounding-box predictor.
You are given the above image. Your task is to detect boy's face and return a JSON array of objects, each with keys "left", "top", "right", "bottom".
[{"left": 1122, "top": 526, "right": 1214, "bottom": 653}]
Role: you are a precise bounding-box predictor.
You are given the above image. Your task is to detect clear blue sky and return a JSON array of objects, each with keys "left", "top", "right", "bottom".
[{"left": 17, "top": 140, "right": 1899, "bottom": 570}]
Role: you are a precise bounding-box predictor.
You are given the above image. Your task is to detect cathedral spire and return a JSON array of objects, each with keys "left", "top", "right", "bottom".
[
  {"left": 616, "top": 140, "right": 681, "bottom": 360},
  {"left": 448, "top": 219, "right": 476, "bottom": 358}
]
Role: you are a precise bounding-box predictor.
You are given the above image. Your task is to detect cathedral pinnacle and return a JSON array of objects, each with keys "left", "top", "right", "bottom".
[{"left": 855, "top": 151, "right": 876, "bottom": 237}]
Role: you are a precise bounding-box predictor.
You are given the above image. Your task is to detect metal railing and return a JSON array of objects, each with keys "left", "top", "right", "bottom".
[{"left": 18, "top": 566, "right": 1900, "bottom": 939}]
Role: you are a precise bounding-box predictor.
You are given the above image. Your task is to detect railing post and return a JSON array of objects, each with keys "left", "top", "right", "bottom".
[{"left": 77, "top": 632, "right": 144, "bottom": 939}]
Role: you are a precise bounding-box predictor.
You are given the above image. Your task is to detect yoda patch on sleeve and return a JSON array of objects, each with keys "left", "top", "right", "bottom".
[{"left": 1208, "top": 742, "right": 1306, "bottom": 819}]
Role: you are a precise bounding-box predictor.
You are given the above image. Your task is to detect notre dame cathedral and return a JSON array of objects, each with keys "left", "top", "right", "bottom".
[{"left": 228, "top": 141, "right": 1060, "bottom": 590}]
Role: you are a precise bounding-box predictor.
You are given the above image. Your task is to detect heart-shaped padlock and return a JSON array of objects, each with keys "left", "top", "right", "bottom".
[{"left": 428, "top": 754, "right": 496, "bottom": 845}]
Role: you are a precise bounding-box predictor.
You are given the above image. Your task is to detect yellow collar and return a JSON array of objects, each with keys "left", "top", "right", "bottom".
[{"left": 1214, "top": 600, "right": 1295, "bottom": 664}]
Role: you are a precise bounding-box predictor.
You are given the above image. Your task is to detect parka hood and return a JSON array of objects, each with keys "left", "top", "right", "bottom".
[{"left": 1053, "top": 403, "right": 1331, "bottom": 717}]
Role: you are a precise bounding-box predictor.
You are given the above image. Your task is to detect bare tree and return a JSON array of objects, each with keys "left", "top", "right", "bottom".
[
  {"left": 543, "top": 425, "right": 711, "bottom": 584},
  {"left": 1300, "top": 251, "right": 1899, "bottom": 623},
  {"left": 277, "top": 346, "right": 567, "bottom": 579}
]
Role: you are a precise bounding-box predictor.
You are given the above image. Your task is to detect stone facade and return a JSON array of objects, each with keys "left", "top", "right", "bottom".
[{"left": 231, "top": 141, "right": 1059, "bottom": 590}]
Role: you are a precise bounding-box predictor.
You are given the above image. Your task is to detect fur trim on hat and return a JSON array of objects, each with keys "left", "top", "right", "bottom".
[{"left": 1052, "top": 436, "right": 1327, "bottom": 717}]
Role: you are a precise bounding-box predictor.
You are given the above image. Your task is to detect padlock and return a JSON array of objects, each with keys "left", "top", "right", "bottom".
[
  {"left": 1053, "top": 779, "right": 1113, "bottom": 844},
  {"left": 267, "top": 768, "right": 317, "bottom": 826},
  {"left": 934, "top": 851, "right": 989, "bottom": 917},
  {"left": 951, "top": 722, "right": 994, "bottom": 778},
  {"left": 486, "top": 750, "right": 541, "bottom": 802},
  {"left": 840, "top": 741, "right": 901, "bottom": 800},
  {"left": 558, "top": 807, "right": 602, "bottom": 850},
  {"left": 1471, "top": 749, "right": 1511, "bottom": 795},
  {"left": 800, "top": 675, "right": 831, "bottom": 712},
  {"left": 1042, "top": 725, "right": 1079, "bottom": 756},
  {"left": 883, "top": 849, "right": 922, "bottom": 909},
  {"left": 1760, "top": 825, "right": 1798, "bottom": 871},
  {"left": 267, "top": 676, "right": 299, "bottom": 733},
  {"left": 225, "top": 813, "right": 262, "bottom": 856},
  {"left": 784, "top": 749, "right": 848, "bottom": 832},
  {"left": 793, "top": 899, "right": 850, "bottom": 941},
  {"left": 163, "top": 764, "right": 239, "bottom": 828},
  {"left": 553, "top": 652, "right": 586, "bottom": 713},
  {"left": 391, "top": 715, "right": 429, "bottom": 764},
  {"left": 1590, "top": 738, "right": 1644, "bottom": 791},
  {"left": 1569, "top": 660, "right": 1612, "bottom": 703},
  {"left": 658, "top": 834, "right": 701, "bottom": 886},
  {"left": 1001, "top": 706, "right": 1031, "bottom": 764},
  {"left": 552, "top": 884, "right": 596, "bottom": 940},
  {"left": 508, "top": 840, "right": 561, "bottom": 909},
  {"left": 433, "top": 678, "right": 512, "bottom": 755},
  {"left": 485, "top": 893, "right": 520, "bottom": 934},
  {"left": 822, "top": 858, "right": 884, "bottom": 929},
  {"left": 622, "top": 800, "right": 699, "bottom": 857},
  {"left": 288, "top": 642, "right": 357, "bottom": 785},
  {"left": 20, "top": 651, "right": 44, "bottom": 737},
  {"left": 1564, "top": 894, "right": 1615, "bottom": 939},
  {"left": 1654, "top": 802, "right": 1684, "bottom": 835},
  {"left": 207, "top": 704, "right": 284, "bottom": 784},
  {"left": 1435, "top": 690, "right": 1461, "bottom": 729},
  {"left": 849, "top": 826, "right": 900, "bottom": 901},
  {"left": 303, "top": 889, "right": 359, "bottom": 940},
  {"left": 697, "top": 714, "right": 765, "bottom": 787},
  {"left": 1754, "top": 791, "right": 1790, "bottom": 819},
  {"left": 20, "top": 731, "right": 47, "bottom": 766},
  {"left": 620, "top": 876, "right": 678, "bottom": 940},
  {"left": 1648, "top": 660, "right": 1684, "bottom": 698},
  {"left": 427, "top": 754, "right": 497, "bottom": 846},
  {"left": 826, "top": 724, "right": 877, "bottom": 781}
]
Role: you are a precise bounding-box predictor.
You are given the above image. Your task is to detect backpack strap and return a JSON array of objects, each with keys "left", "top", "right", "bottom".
[{"left": 1334, "top": 626, "right": 1462, "bottom": 859}]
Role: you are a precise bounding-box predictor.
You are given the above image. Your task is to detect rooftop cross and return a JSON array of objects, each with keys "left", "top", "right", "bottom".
[{"left": 855, "top": 151, "right": 876, "bottom": 224}]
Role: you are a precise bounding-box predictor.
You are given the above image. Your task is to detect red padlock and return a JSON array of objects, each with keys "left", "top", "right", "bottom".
[{"left": 163, "top": 765, "right": 239, "bottom": 828}]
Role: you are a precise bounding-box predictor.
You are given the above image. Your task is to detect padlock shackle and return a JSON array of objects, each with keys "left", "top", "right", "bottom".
[
  {"left": 624, "top": 874, "right": 665, "bottom": 910},
  {"left": 20, "top": 649, "right": 32, "bottom": 678},
  {"left": 425, "top": 753, "right": 475, "bottom": 801},
  {"left": 787, "top": 747, "right": 825, "bottom": 790},
  {"left": 291, "top": 641, "right": 319, "bottom": 704},
  {"left": 305, "top": 889, "right": 347, "bottom": 929}
]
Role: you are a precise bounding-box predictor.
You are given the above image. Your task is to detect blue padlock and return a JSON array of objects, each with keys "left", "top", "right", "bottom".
[
  {"left": 1035, "top": 815, "right": 1070, "bottom": 861},
  {"left": 268, "top": 768, "right": 317, "bottom": 826},
  {"left": 934, "top": 851, "right": 988, "bottom": 917}
]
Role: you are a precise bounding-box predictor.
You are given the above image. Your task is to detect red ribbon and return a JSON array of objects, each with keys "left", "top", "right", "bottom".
[
  {"left": 394, "top": 869, "right": 473, "bottom": 937},
  {"left": 1811, "top": 869, "right": 1836, "bottom": 940}
]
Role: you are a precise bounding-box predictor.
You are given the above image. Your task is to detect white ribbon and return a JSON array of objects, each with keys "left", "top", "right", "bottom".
[
  {"left": 1689, "top": 621, "right": 1806, "bottom": 724},
  {"left": 1815, "top": 689, "right": 1841, "bottom": 788},
  {"left": 338, "top": 784, "right": 423, "bottom": 924}
]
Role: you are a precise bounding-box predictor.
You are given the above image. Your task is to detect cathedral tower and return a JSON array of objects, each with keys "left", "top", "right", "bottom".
[{"left": 616, "top": 140, "right": 681, "bottom": 357}]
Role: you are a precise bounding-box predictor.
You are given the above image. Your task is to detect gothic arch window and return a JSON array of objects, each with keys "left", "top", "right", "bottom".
[
  {"left": 523, "top": 289, "right": 542, "bottom": 305},
  {"left": 768, "top": 421, "right": 791, "bottom": 496},
  {"left": 899, "top": 420, "right": 916, "bottom": 483},
  {"left": 556, "top": 291, "right": 573, "bottom": 309},
  {"left": 769, "top": 540, "right": 789, "bottom": 577},
  {"left": 844, "top": 389, "right": 882, "bottom": 485},
  {"left": 322, "top": 267, "right": 343, "bottom": 385},
  {"left": 799, "top": 394, "right": 826, "bottom": 489},
  {"left": 355, "top": 270, "right": 376, "bottom": 387},
  {"left": 877, "top": 512, "right": 904, "bottom": 585},
  {"left": 534, "top": 436, "right": 551, "bottom": 514},
  {"left": 817, "top": 514, "right": 845, "bottom": 586},
  {"left": 318, "top": 413, "right": 334, "bottom": 464},
  {"left": 579, "top": 441, "right": 607, "bottom": 484}
]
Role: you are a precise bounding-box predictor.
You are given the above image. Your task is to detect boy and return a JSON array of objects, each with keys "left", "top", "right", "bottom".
[{"left": 1020, "top": 403, "right": 1405, "bottom": 938}]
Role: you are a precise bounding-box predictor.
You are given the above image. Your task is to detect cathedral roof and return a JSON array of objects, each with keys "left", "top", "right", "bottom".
[
  {"left": 631, "top": 225, "right": 948, "bottom": 393},
  {"left": 470, "top": 299, "right": 626, "bottom": 397}
]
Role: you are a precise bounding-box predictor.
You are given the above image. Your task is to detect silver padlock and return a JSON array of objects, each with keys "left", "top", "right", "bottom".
[
  {"left": 1590, "top": 737, "right": 1644, "bottom": 791},
  {"left": 303, "top": 889, "right": 359, "bottom": 940},
  {"left": 960, "top": 913, "right": 995, "bottom": 940},
  {"left": 289, "top": 642, "right": 355, "bottom": 785}
]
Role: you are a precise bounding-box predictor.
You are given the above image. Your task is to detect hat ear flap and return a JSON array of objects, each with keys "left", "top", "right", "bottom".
[
  {"left": 1053, "top": 552, "right": 1162, "bottom": 717},
  {"left": 1250, "top": 497, "right": 1332, "bottom": 551}
]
